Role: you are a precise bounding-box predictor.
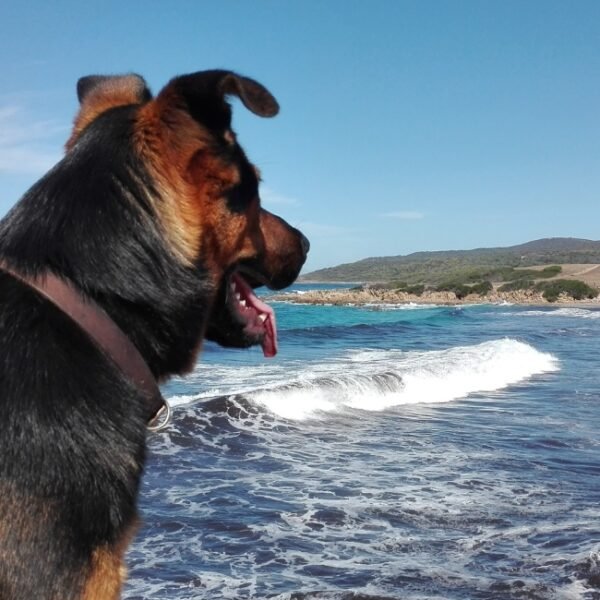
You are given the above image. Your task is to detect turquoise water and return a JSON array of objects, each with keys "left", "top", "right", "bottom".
[{"left": 125, "top": 286, "right": 600, "bottom": 599}]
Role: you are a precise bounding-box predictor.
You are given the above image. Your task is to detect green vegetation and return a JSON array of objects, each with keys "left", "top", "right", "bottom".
[
  {"left": 359, "top": 273, "right": 597, "bottom": 302},
  {"left": 498, "top": 278, "right": 598, "bottom": 301},
  {"left": 393, "top": 283, "right": 425, "bottom": 296},
  {"left": 535, "top": 280, "right": 598, "bottom": 303},
  {"left": 303, "top": 238, "right": 600, "bottom": 303},
  {"left": 433, "top": 267, "right": 563, "bottom": 297},
  {"left": 501, "top": 265, "right": 562, "bottom": 281},
  {"left": 470, "top": 280, "right": 493, "bottom": 296},
  {"left": 498, "top": 279, "right": 536, "bottom": 292},
  {"left": 301, "top": 237, "right": 596, "bottom": 284},
  {"left": 539, "top": 265, "right": 562, "bottom": 278},
  {"left": 435, "top": 280, "right": 493, "bottom": 299}
]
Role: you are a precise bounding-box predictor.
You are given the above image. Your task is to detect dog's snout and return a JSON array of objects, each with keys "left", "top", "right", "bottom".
[{"left": 299, "top": 232, "right": 310, "bottom": 258}]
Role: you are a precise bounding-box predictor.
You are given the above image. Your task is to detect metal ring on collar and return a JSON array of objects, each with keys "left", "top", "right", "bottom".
[{"left": 147, "top": 401, "right": 172, "bottom": 432}]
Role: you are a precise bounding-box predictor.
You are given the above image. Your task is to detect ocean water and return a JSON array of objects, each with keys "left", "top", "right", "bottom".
[{"left": 124, "top": 285, "right": 600, "bottom": 600}]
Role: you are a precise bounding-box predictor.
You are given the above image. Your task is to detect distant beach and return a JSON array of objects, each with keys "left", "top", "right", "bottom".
[{"left": 271, "top": 286, "right": 600, "bottom": 308}]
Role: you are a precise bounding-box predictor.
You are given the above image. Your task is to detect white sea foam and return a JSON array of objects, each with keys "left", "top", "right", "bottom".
[
  {"left": 244, "top": 339, "right": 559, "bottom": 420},
  {"left": 164, "top": 340, "right": 559, "bottom": 420},
  {"left": 362, "top": 302, "right": 441, "bottom": 310},
  {"left": 517, "top": 307, "right": 600, "bottom": 320},
  {"left": 168, "top": 394, "right": 202, "bottom": 407}
]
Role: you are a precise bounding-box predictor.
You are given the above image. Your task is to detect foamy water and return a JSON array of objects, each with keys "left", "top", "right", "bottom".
[
  {"left": 517, "top": 307, "right": 600, "bottom": 320},
  {"left": 125, "top": 297, "right": 600, "bottom": 600},
  {"left": 168, "top": 339, "right": 558, "bottom": 419},
  {"left": 242, "top": 339, "right": 558, "bottom": 419}
]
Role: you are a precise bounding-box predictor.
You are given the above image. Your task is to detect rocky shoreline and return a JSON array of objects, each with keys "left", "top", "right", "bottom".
[{"left": 271, "top": 287, "right": 600, "bottom": 307}]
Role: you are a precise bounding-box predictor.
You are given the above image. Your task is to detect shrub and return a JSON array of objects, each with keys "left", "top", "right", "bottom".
[
  {"left": 405, "top": 284, "right": 425, "bottom": 296},
  {"left": 392, "top": 283, "right": 425, "bottom": 296},
  {"left": 436, "top": 280, "right": 492, "bottom": 299},
  {"left": 470, "top": 280, "right": 493, "bottom": 296},
  {"left": 436, "top": 280, "right": 461, "bottom": 292},
  {"left": 453, "top": 285, "right": 472, "bottom": 299},
  {"left": 540, "top": 265, "right": 562, "bottom": 278},
  {"left": 366, "top": 283, "right": 388, "bottom": 291},
  {"left": 498, "top": 280, "right": 535, "bottom": 292},
  {"left": 535, "top": 279, "right": 598, "bottom": 302},
  {"left": 462, "top": 269, "right": 488, "bottom": 283},
  {"left": 438, "top": 283, "right": 471, "bottom": 299},
  {"left": 495, "top": 267, "right": 524, "bottom": 282},
  {"left": 499, "top": 265, "right": 561, "bottom": 282}
]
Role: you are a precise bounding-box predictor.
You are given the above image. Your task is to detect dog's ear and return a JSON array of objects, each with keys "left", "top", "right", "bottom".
[
  {"left": 67, "top": 74, "right": 152, "bottom": 150},
  {"left": 76, "top": 74, "right": 151, "bottom": 105},
  {"left": 163, "top": 70, "right": 279, "bottom": 131},
  {"left": 217, "top": 71, "right": 279, "bottom": 118}
]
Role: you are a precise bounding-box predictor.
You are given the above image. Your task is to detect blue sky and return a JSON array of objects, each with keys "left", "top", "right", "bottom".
[{"left": 1, "top": 1, "right": 599, "bottom": 272}]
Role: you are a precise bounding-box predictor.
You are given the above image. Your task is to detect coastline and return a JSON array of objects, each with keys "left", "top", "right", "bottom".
[{"left": 271, "top": 287, "right": 600, "bottom": 309}]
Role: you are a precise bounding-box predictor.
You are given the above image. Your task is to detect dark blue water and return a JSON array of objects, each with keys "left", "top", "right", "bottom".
[{"left": 124, "top": 287, "right": 600, "bottom": 599}]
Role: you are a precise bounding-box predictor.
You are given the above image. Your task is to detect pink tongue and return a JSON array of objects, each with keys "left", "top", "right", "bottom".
[
  {"left": 231, "top": 274, "right": 278, "bottom": 358},
  {"left": 261, "top": 314, "right": 277, "bottom": 358}
]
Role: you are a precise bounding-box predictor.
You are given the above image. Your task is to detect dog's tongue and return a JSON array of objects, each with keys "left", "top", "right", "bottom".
[
  {"left": 261, "top": 309, "right": 278, "bottom": 358},
  {"left": 231, "top": 273, "right": 278, "bottom": 358}
]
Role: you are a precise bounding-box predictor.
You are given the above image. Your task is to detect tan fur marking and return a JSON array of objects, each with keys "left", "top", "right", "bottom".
[
  {"left": 132, "top": 89, "right": 246, "bottom": 267},
  {"left": 81, "top": 547, "right": 122, "bottom": 600},
  {"left": 133, "top": 97, "right": 206, "bottom": 264},
  {"left": 65, "top": 76, "right": 267, "bottom": 277},
  {"left": 66, "top": 76, "right": 148, "bottom": 151},
  {"left": 81, "top": 523, "right": 138, "bottom": 600}
]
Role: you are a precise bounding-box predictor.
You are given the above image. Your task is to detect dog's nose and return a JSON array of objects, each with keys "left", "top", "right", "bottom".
[{"left": 299, "top": 232, "right": 310, "bottom": 258}]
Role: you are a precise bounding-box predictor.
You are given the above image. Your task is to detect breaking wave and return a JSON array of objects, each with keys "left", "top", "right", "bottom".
[{"left": 167, "top": 339, "right": 559, "bottom": 421}]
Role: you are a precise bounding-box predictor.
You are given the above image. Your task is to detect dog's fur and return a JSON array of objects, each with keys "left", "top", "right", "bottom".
[{"left": 0, "top": 70, "right": 308, "bottom": 599}]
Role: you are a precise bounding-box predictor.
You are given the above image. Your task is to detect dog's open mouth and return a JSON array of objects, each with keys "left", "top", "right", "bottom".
[
  {"left": 228, "top": 272, "right": 278, "bottom": 357},
  {"left": 205, "top": 238, "right": 309, "bottom": 358}
]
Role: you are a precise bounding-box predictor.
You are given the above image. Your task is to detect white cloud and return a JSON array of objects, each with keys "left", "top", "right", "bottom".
[
  {"left": 260, "top": 186, "right": 299, "bottom": 207},
  {"left": 0, "top": 105, "right": 65, "bottom": 175},
  {"left": 380, "top": 210, "right": 425, "bottom": 220},
  {"left": 0, "top": 147, "right": 60, "bottom": 175}
]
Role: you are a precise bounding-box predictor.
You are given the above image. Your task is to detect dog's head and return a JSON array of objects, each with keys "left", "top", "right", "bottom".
[{"left": 68, "top": 70, "right": 309, "bottom": 358}]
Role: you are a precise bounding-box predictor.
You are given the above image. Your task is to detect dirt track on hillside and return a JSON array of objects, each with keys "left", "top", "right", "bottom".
[{"left": 522, "top": 264, "right": 600, "bottom": 286}]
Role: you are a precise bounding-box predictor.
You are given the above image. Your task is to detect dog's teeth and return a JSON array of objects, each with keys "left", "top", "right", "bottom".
[
  {"left": 258, "top": 313, "right": 267, "bottom": 322},
  {"left": 235, "top": 293, "right": 241, "bottom": 301},
  {"left": 239, "top": 299, "right": 247, "bottom": 307}
]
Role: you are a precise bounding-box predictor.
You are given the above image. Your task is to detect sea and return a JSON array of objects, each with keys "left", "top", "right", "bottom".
[{"left": 124, "top": 283, "right": 600, "bottom": 600}]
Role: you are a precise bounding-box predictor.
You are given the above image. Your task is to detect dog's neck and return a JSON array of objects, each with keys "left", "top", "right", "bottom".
[
  {"left": 0, "top": 261, "right": 169, "bottom": 427},
  {"left": 0, "top": 116, "right": 213, "bottom": 380}
]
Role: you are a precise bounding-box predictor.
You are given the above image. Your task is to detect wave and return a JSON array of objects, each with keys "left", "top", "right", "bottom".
[
  {"left": 247, "top": 339, "right": 558, "bottom": 419},
  {"left": 516, "top": 307, "right": 600, "bottom": 320},
  {"left": 168, "top": 339, "right": 559, "bottom": 421},
  {"left": 274, "top": 594, "right": 400, "bottom": 600}
]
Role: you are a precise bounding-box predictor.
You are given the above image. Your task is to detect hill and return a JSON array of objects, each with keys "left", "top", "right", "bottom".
[{"left": 301, "top": 238, "right": 600, "bottom": 285}]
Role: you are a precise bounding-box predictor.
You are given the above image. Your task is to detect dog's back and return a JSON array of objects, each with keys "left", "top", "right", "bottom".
[{"left": 0, "top": 108, "right": 151, "bottom": 598}]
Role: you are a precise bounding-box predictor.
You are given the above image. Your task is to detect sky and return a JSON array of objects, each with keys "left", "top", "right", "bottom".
[{"left": 1, "top": 1, "right": 599, "bottom": 273}]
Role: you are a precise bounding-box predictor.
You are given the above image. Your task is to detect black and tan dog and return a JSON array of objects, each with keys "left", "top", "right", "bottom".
[{"left": 0, "top": 70, "right": 308, "bottom": 599}]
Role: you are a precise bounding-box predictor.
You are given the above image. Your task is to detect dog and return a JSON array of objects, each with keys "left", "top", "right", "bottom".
[{"left": 0, "top": 70, "right": 308, "bottom": 599}]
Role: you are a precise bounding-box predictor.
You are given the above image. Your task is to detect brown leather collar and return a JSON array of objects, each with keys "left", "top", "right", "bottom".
[{"left": 0, "top": 262, "right": 169, "bottom": 430}]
